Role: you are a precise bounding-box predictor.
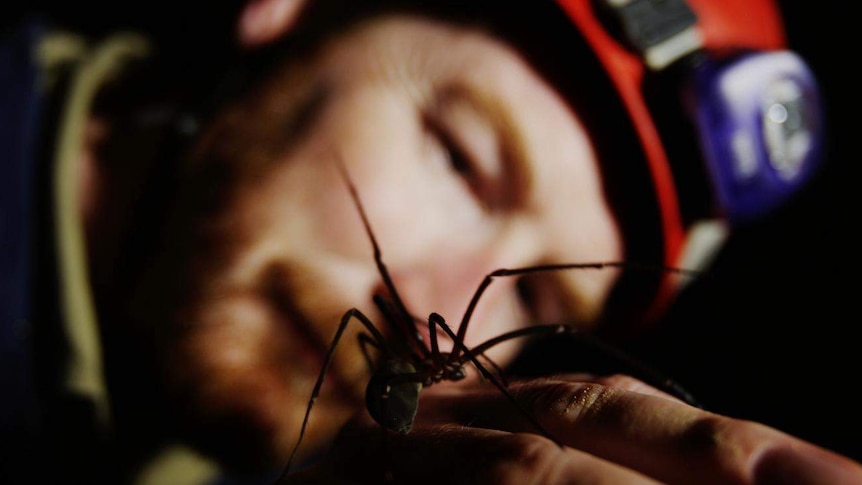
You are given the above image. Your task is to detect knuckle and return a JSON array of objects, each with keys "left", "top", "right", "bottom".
[
  {"left": 485, "top": 433, "right": 566, "bottom": 485},
  {"left": 680, "top": 415, "right": 725, "bottom": 453},
  {"left": 675, "top": 415, "right": 766, "bottom": 481},
  {"left": 680, "top": 413, "right": 759, "bottom": 457}
]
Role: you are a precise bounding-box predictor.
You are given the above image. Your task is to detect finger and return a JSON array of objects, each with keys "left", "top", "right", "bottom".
[
  {"left": 417, "top": 377, "right": 862, "bottom": 485},
  {"left": 416, "top": 373, "right": 685, "bottom": 427},
  {"left": 423, "top": 373, "right": 689, "bottom": 407},
  {"left": 320, "top": 420, "right": 664, "bottom": 485},
  {"left": 237, "top": 0, "right": 308, "bottom": 48},
  {"left": 558, "top": 373, "right": 690, "bottom": 403}
]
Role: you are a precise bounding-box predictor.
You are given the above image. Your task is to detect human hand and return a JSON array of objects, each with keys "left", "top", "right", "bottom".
[{"left": 280, "top": 374, "right": 862, "bottom": 484}]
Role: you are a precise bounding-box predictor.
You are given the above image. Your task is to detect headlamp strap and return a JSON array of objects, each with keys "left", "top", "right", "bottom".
[{"left": 594, "top": 0, "right": 703, "bottom": 69}]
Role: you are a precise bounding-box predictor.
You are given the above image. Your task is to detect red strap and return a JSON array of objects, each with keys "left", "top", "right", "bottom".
[{"left": 554, "top": 0, "right": 786, "bottom": 330}]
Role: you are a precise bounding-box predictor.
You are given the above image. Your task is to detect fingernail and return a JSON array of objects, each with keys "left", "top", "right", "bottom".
[{"left": 756, "top": 447, "right": 862, "bottom": 485}]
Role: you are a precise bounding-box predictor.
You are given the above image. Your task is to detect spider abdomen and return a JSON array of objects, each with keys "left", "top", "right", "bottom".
[{"left": 366, "top": 360, "right": 423, "bottom": 434}]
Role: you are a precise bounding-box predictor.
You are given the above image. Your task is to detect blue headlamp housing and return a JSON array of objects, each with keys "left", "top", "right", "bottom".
[{"left": 690, "top": 50, "right": 824, "bottom": 225}]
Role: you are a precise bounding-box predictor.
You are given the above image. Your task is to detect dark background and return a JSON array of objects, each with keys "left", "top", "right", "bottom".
[
  {"left": 2, "top": 0, "right": 858, "bottom": 464},
  {"left": 631, "top": 1, "right": 860, "bottom": 462}
]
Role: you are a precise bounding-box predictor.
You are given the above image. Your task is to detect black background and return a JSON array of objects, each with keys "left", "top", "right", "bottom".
[
  {"left": 629, "top": 1, "right": 860, "bottom": 461},
  {"left": 3, "top": 0, "right": 859, "bottom": 464}
]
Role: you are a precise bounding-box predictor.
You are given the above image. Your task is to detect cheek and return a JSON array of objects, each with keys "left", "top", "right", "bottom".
[
  {"left": 169, "top": 293, "right": 302, "bottom": 426},
  {"left": 163, "top": 285, "right": 367, "bottom": 467},
  {"left": 181, "top": 294, "right": 293, "bottom": 381}
]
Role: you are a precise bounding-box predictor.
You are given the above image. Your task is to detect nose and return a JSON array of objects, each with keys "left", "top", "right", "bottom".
[
  {"left": 374, "top": 255, "right": 502, "bottom": 335},
  {"left": 368, "top": 219, "right": 547, "bottom": 354}
]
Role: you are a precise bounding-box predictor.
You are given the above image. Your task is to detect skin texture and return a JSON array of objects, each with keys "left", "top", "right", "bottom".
[
  {"left": 289, "top": 375, "right": 862, "bottom": 485},
  {"left": 80, "top": 1, "right": 862, "bottom": 483},
  {"left": 106, "top": 11, "right": 622, "bottom": 471}
]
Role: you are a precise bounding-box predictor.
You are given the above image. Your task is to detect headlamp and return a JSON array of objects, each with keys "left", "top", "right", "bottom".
[{"left": 556, "top": 0, "right": 824, "bottom": 329}]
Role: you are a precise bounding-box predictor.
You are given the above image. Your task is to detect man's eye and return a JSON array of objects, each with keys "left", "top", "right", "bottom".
[
  {"left": 431, "top": 119, "right": 481, "bottom": 188},
  {"left": 421, "top": 116, "right": 476, "bottom": 202},
  {"left": 423, "top": 113, "right": 503, "bottom": 211}
]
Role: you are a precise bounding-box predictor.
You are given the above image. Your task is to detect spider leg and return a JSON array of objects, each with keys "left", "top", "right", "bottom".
[
  {"left": 447, "top": 262, "right": 700, "bottom": 365},
  {"left": 561, "top": 330, "right": 701, "bottom": 407},
  {"left": 477, "top": 352, "right": 509, "bottom": 388},
  {"left": 467, "top": 325, "right": 578, "bottom": 389},
  {"left": 336, "top": 157, "right": 429, "bottom": 360},
  {"left": 428, "top": 312, "right": 562, "bottom": 448},
  {"left": 279, "top": 307, "right": 391, "bottom": 480},
  {"left": 358, "top": 332, "right": 383, "bottom": 375},
  {"left": 425, "top": 313, "right": 446, "bottom": 370},
  {"left": 374, "top": 294, "right": 427, "bottom": 362},
  {"left": 469, "top": 324, "right": 570, "bottom": 357},
  {"left": 469, "top": 324, "right": 701, "bottom": 407}
]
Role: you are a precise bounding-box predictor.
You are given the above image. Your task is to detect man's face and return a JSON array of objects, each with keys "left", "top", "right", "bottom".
[{"left": 123, "top": 13, "right": 622, "bottom": 470}]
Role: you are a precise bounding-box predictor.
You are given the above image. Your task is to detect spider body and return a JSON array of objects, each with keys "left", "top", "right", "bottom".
[
  {"left": 276, "top": 159, "right": 700, "bottom": 481},
  {"left": 365, "top": 360, "right": 424, "bottom": 435}
]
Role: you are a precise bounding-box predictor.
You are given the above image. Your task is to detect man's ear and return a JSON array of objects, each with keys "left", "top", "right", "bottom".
[{"left": 237, "top": 0, "right": 310, "bottom": 48}]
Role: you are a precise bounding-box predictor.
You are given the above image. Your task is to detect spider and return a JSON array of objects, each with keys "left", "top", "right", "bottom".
[{"left": 276, "top": 158, "right": 700, "bottom": 481}]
